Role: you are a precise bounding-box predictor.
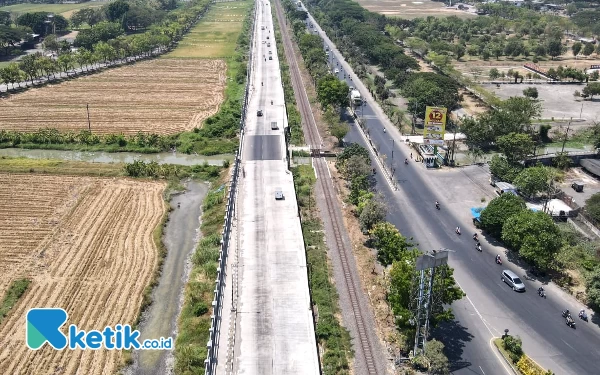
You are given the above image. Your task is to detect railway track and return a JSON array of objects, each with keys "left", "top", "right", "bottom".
[{"left": 273, "top": 1, "right": 381, "bottom": 373}]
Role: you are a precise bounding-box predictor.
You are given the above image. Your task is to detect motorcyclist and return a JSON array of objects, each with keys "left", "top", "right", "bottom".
[
  {"left": 383, "top": 128, "right": 386, "bottom": 133},
  {"left": 579, "top": 309, "right": 587, "bottom": 318},
  {"left": 566, "top": 314, "right": 574, "bottom": 324},
  {"left": 495, "top": 254, "right": 501, "bottom": 263},
  {"left": 404, "top": 158, "right": 408, "bottom": 164},
  {"left": 435, "top": 201, "right": 440, "bottom": 209},
  {"left": 455, "top": 226, "right": 461, "bottom": 235},
  {"left": 476, "top": 242, "right": 482, "bottom": 251},
  {"left": 473, "top": 233, "right": 478, "bottom": 240}
]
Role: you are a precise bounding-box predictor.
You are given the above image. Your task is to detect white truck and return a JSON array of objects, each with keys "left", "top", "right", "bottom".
[{"left": 350, "top": 89, "right": 362, "bottom": 106}]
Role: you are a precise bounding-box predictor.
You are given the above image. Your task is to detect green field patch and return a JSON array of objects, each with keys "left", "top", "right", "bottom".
[
  {"left": 0, "top": 1, "right": 108, "bottom": 16},
  {"left": 0, "top": 278, "right": 30, "bottom": 325},
  {"left": 166, "top": 1, "right": 251, "bottom": 59}
]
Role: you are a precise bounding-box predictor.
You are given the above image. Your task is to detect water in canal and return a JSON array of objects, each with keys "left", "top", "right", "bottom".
[{"left": 125, "top": 181, "right": 208, "bottom": 375}]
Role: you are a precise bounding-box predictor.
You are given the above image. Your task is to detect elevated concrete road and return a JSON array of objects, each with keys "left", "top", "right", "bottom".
[
  {"left": 218, "top": 2, "right": 319, "bottom": 374},
  {"left": 304, "top": 9, "right": 600, "bottom": 375}
]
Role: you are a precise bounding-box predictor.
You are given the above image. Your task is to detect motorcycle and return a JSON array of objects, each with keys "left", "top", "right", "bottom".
[
  {"left": 404, "top": 159, "right": 409, "bottom": 165},
  {"left": 271, "top": 100, "right": 273, "bottom": 105},
  {"left": 177, "top": 202, "right": 180, "bottom": 209},
  {"left": 455, "top": 227, "right": 461, "bottom": 235},
  {"left": 538, "top": 288, "right": 546, "bottom": 298},
  {"left": 565, "top": 314, "right": 576, "bottom": 329},
  {"left": 495, "top": 256, "right": 502, "bottom": 265},
  {"left": 476, "top": 243, "right": 482, "bottom": 252},
  {"left": 579, "top": 310, "right": 588, "bottom": 322},
  {"left": 435, "top": 203, "right": 440, "bottom": 210},
  {"left": 473, "top": 234, "right": 478, "bottom": 241}
]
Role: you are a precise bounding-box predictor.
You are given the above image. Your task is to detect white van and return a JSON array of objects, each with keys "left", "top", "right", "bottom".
[{"left": 495, "top": 182, "right": 517, "bottom": 196}]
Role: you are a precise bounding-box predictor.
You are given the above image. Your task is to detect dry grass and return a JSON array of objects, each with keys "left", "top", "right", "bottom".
[
  {"left": 0, "top": 59, "right": 226, "bottom": 135},
  {"left": 0, "top": 173, "right": 166, "bottom": 375},
  {"left": 356, "top": 0, "right": 477, "bottom": 19}
]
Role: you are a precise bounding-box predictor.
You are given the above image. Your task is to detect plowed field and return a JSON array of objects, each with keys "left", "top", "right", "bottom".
[
  {"left": 0, "top": 173, "right": 166, "bottom": 374},
  {"left": 0, "top": 59, "right": 226, "bottom": 135}
]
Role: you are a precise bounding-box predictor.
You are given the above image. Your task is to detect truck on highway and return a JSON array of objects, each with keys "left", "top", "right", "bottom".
[{"left": 350, "top": 89, "right": 362, "bottom": 106}]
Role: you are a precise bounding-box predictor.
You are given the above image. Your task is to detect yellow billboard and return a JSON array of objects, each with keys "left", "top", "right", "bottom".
[{"left": 423, "top": 106, "right": 447, "bottom": 146}]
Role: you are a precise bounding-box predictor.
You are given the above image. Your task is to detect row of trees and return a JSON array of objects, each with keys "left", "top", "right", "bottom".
[
  {"left": 299, "top": 0, "right": 462, "bottom": 122},
  {"left": 1, "top": 0, "right": 207, "bottom": 90},
  {"left": 335, "top": 144, "right": 463, "bottom": 371},
  {"left": 385, "top": 2, "right": 600, "bottom": 66},
  {"left": 0, "top": 128, "right": 176, "bottom": 151},
  {"left": 0, "top": 31, "right": 170, "bottom": 89}
]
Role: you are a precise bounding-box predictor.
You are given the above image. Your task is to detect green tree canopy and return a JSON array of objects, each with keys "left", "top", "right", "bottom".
[
  {"left": 489, "top": 155, "right": 523, "bottom": 183},
  {"left": 502, "top": 210, "right": 562, "bottom": 270},
  {"left": 359, "top": 198, "right": 386, "bottom": 233},
  {"left": 497, "top": 132, "right": 534, "bottom": 163},
  {"left": 582, "top": 82, "right": 600, "bottom": 100},
  {"left": 369, "top": 222, "right": 414, "bottom": 266},
  {"left": 513, "top": 165, "right": 553, "bottom": 198},
  {"left": 522, "top": 87, "right": 538, "bottom": 99},
  {"left": 317, "top": 75, "right": 350, "bottom": 110},
  {"left": 402, "top": 72, "right": 460, "bottom": 119},
  {"left": 480, "top": 193, "right": 526, "bottom": 238},
  {"left": 105, "top": 0, "right": 130, "bottom": 23},
  {"left": 585, "top": 192, "right": 600, "bottom": 223},
  {"left": 74, "top": 21, "right": 124, "bottom": 50},
  {"left": 16, "top": 12, "right": 68, "bottom": 36}
]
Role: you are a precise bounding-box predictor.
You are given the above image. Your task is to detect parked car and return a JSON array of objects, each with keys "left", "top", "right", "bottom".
[{"left": 257, "top": 110, "right": 263, "bottom": 116}]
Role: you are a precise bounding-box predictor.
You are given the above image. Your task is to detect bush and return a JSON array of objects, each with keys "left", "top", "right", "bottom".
[
  {"left": 480, "top": 194, "right": 526, "bottom": 239},
  {"left": 585, "top": 193, "right": 600, "bottom": 223},
  {"left": 502, "top": 335, "right": 523, "bottom": 363}
]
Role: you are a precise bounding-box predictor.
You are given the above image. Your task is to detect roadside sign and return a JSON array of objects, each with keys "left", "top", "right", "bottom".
[
  {"left": 423, "top": 106, "right": 447, "bottom": 145},
  {"left": 591, "top": 64, "right": 600, "bottom": 69}
]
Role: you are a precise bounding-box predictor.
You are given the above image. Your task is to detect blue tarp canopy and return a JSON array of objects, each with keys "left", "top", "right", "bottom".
[{"left": 471, "top": 207, "right": 485, "bottom": 221}]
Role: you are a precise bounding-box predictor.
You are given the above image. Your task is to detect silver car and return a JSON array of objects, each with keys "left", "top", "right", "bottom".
[{"left": 501, "top": 270, "right": 525, "bottom": 292}]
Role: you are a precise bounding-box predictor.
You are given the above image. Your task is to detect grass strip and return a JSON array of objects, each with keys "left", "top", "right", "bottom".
[
  {"left": 0, "top": 279, "right": 31, "bottom": 325},
  {"left": 292, "top": 165, "right": 352, "bottom": 375}
]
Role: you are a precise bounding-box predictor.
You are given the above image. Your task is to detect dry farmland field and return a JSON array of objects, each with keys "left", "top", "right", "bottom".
[
  {"left": 0, "top": 59, "right": 226, "bottom": 135},
  {"left": 0, "top": 173, "right": 166, "bottom": 374},
  {"left": 0, "top": 1, "right": 109, "bottom": 17},
  {"left": 356, "top": 0, "right": 477, "bottom": 19}
]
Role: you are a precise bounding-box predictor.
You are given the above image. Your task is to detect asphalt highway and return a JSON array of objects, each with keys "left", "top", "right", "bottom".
[{"left": 302, "top": 9, "right": 600, "bottom": 375}]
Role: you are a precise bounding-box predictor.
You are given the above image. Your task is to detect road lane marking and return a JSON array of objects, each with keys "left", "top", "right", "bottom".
[
  {"left": 479, "top": 365, "right": 486, "bottom": 375},
  {"left": 455, "top": 280, "right": 512, "bottom": 375}
]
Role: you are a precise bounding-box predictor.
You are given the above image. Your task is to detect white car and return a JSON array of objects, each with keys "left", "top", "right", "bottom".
[{"left": 334, "top": 68, "right": 339, "bottom": 74}]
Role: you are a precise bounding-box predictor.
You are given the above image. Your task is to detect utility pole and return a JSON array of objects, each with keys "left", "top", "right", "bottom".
[
  {"left": 86, "top": 104, "right": 91, "bottom": 131},
  {"left": 450, "top": 120, "right": 458, "bottom": 166},
  {"left": 561, "top": 118, "right": 572, "bottom": 153}
]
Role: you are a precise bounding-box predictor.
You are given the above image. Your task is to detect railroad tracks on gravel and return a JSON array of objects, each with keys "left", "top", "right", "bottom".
[{"left": 273, "top": 1, "right": 381, "bottom": 373}]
